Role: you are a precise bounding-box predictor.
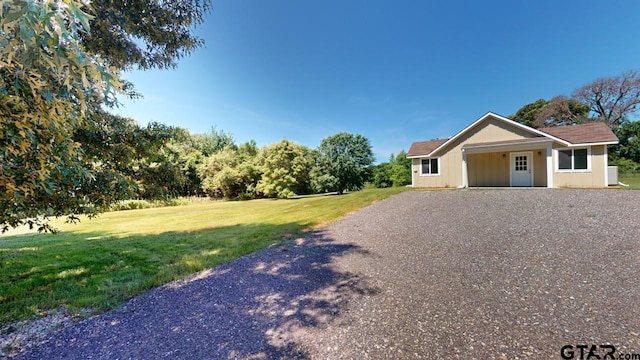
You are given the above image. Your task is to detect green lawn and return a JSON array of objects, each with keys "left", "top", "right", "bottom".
[
  {"left": 0, "top": 187, "right": 408, "bottom": 326},
  {"left": 619, "top": 173, "right": 640, "bottom": 190}
]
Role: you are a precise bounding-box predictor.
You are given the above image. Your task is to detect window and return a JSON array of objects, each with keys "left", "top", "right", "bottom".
[
  {"left": 514, "top": 155, "right": 528, "bottom": 171},
  {"left": 557, "top": 148, "right": 590, "bottom": 171},
  {"left": 421, "top": 158, "right": 439, "bottom": 175}
]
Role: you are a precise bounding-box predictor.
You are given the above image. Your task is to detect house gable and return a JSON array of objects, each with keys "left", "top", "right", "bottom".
[{"left": 430, "top": 112, "right": 555, "bottom": 156}]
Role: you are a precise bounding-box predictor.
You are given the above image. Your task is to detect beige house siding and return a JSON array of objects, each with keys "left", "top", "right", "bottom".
[
  {"left": 450, "top": 116, "right": 541, "bottom": 144},
  {"left": 467, "top": 153, "right": 508, "bottom": 186},
  {"left": 552, "top": 145, "right": 607, "bottom": 188},
  {"left": 412, "top": 115, "right": 540, "bottom": 188},
  {"left": 412, "top": 157, "right": 459, "bottom": 188},
  {"left": 532, "top": 150, "right": 547, "bottom": 187}
]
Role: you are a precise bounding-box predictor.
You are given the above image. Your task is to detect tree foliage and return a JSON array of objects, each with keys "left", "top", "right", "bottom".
[
  {"left": 389, "top": 150, "right": 411, "bottom": 186},
  {"left": 372, "top": 162, "right": 392, "bottom": 188},
  {"left": 1, "top": 1, "right": 122, "bottom": 232},
  {"left": 370, "top": 150, "right": 411, "bottom": 188},
  {"left": 313, "top": 133, "right": 374, "bottom": 194},
  {"left": 510, "top": 97, "right": 589, "bottom": 128},
  {"left": 534, "top": 96, "right": 590, "bottom": 128},
  {"left": 199, "top": 143, "right": 262, "bottom": 200},
  {"left": 611, "top": 120, "right": 640, "bottom": 164},
  {"left": 82, "top": 0, "right": 210, "bottom": 70},
  {"left": 573, "top": 69, "right": 640, "bottom": 128},
  {"left": 509, "top": 99, "right": 548, "bottom": 128},
  {"left": 1, "top": 0, "right": 209, "bottom": 231},
  {"left": 257, "top": 140, "right": 311, "bottom": 198},
  {"left": 193, "top": 127, "right": 237, "bottom": 157}
]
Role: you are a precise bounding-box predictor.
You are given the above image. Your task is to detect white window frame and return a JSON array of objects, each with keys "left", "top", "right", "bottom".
[
  {"left": 555, "top": 147, "right": 591, "bottom": 172},
  {"left": 420, "top": 157, "right": 440, "bottom": 176}
]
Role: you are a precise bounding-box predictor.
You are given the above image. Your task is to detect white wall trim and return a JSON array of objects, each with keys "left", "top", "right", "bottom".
[
  {"left": 604, "top": 146, "right": 609, "bottom": 187},
  {"left": 461, "top": 150, "right": 468, "bottom": 188},
  {"left": 546, "top": 146, "right": 554, "bottom": 188}
]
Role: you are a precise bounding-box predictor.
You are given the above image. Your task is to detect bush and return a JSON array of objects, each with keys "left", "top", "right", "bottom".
[
  {"left": 611, "top": 158, "right": 640, "bottom": 174},
  {"left": 109, "top": 197, "right": 201, "bottom": 211}
]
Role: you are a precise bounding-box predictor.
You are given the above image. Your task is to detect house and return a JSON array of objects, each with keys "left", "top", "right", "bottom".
[{"left": 407, "top": 112, "right": 619, "bottom": 188}]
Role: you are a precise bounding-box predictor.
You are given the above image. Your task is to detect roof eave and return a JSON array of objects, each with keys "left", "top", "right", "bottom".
[{"left": 566, "top": 141, "right": 619, "bottom": 147}]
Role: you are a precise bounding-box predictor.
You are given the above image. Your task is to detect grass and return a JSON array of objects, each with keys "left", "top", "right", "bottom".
[
  {"left": 0, "top": 187, "right": 408, "bottom": 326},
  {"left": 619, "top": 173, "right": 640, "bottom": 190}
]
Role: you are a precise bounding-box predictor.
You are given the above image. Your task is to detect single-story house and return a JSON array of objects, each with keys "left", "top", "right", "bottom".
[{"left": 407, "top": 112, "right": 619, "bottom": 188}]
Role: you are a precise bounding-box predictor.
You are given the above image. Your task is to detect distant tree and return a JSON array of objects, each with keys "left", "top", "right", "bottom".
[
  {"left": 510, "top": 99, "right": 548, "bottom": 128},
  {"left": 237, "top": 140, "right": 260, "bottom": 158},
  {"left": 372, "top": 163, "right": 393, "bottom": 188},
  {"left": 257, "top": 140, "right": 311, "bottom": 198},
  {"left": 389, "top": 150, "right": 412, "bottom": 186},
  {"left": 194, "top": 128, "right": 238, "bottom": 157},
  {"left": 199, "top": 148, "right": 261, "bottom": 200},
  {"left": 313, "top": 133, "right": 375, "bottom": 194},
  {"left": 611, "top": 121, "right": 640, "bottom": 164},
  {"left": 165, "top": 138, "right": 206, "bottom": 197},
  {"left": 533, "top": 96, "right": 590, "bottom": 128},
  {"left": 573, "top": 69, "right": 640, "bottom": 128},
  {"left": 510, "top": 97, "right": 589, "bottom": 128}
]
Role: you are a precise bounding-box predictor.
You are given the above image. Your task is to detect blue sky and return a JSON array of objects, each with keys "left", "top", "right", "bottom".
[{"left": 115, "top": 0, "right": 640, "bottom": 162}]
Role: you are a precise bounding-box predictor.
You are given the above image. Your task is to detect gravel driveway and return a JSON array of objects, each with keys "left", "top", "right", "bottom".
[{"left": 11, "top": 189, "right": 640, "bottom": 359}]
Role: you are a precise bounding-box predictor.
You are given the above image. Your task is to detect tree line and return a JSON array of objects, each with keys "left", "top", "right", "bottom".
[
  {"left": 70, "top": 113, "right": 410, "bottom": 202},
  {"left": 508, "top": 69, "right": 640, "bottom": 173}
]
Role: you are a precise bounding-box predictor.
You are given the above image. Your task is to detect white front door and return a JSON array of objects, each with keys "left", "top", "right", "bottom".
[{"left": 510, "top": 152, "right": 533, "bottom": 187}]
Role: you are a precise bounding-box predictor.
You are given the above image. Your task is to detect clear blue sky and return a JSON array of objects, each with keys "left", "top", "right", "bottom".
[{"left": 115, "top": 0, "right": 640, "bottom": 162}]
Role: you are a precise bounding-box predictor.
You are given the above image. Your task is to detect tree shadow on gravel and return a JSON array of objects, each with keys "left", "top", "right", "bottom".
[{"left": 15, "top": 229, "right": 379, "bottom": 360}]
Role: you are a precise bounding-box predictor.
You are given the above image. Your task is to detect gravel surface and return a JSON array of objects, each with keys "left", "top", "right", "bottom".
[{"left": 9, "top": 189, "right": 640, "bottom": 360}]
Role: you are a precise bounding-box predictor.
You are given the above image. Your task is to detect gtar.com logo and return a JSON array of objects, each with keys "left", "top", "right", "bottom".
[{"left": 560, "top": 345, "right": 616, "bottom": 360}]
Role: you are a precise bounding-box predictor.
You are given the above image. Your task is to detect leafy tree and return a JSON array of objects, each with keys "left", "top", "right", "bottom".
[
  {"left": 612, "top": 120, "right": 640, "bottom": 164},
  {"left": 372, "top": 163, "right": 393, "bottom": 188},
  {"left": 257, "top": 140, "right": 311, "bottom": 198},
  {"left": 82, "top": 0, "right": 210, "bottom": 71},
  {"left": 509, "top": 99, "right": 548, "bottom": 128},
  {"left": 510, "top": 97, "right": 589, "bottom": 128},
  {"left": 313, "top": 133, "right": 374, "bottom": 194},
  {"left": 74, "top": 112, "right": 188, "bottom": 200},
  {"left": 1, "top": 1, "right": 122, "bottom": 232},
  {"left": 573, "top": 69, "right": 640, "bottom": 128},
  {"left": 193, "top": 128, "right": 237, "bottom": 157},
  {"left": 238, "top": 140, "right": 260, "bottom": 158},
  {"left": 164, "top": 139, "right": 206, "bottom": 197},
  {"left": 533, "top": 96, "right": 590, "bottom": 128},
  {"left": 199, "top": 146, "right": 262, "bottom": 200},
  {"left": 389, "top": 150, "right": 412, "bottom": 186},
  {"left": 1, "top": 0, "right": 208, "bottom": 231}
]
